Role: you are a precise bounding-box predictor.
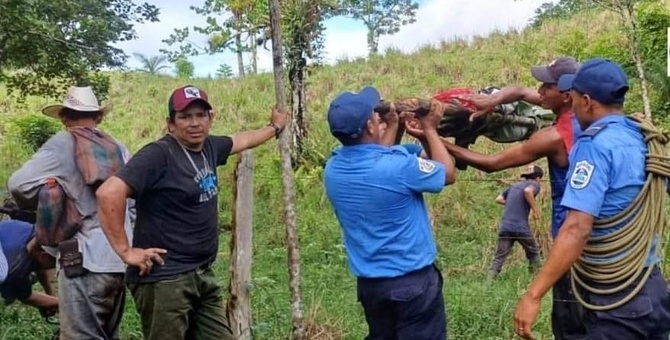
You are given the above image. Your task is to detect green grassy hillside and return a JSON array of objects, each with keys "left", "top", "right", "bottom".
[{"left": 0, "top": 8, "right": 665, "bottom": 340}]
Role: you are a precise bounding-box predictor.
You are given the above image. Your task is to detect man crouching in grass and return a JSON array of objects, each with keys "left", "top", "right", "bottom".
[{"left": 323, "top": 86, "right": 456, "bottom": 339}]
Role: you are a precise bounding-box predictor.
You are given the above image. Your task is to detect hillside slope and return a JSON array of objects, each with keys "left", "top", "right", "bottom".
[{"left": 0, "top": 8, "right": 657, "bottom": 340}]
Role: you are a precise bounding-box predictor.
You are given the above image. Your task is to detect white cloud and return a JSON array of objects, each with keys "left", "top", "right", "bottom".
[{"left": 114, "top": 0, "right": 550, "bottom": 78}]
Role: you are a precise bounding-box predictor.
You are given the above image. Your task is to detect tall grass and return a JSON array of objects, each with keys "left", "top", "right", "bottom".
[{"left": 0, "top": 9, "right": 665, "bottom": 340}]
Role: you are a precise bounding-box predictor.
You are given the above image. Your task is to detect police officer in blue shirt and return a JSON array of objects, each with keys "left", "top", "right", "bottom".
[
  {"left": 323, "top": 86, "right": 456, "bottom": 339},
  {"left": 513, "top": 58, "right": 670, "bottom": 339}
]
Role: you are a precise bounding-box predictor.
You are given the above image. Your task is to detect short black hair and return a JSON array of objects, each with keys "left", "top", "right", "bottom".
[{"left": 59, "top": 107, "right": 102, "bottom": 120}]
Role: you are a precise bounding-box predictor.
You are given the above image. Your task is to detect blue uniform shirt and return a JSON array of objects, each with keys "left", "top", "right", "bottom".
[
  {"left": 0, "top": 220, "right": 36, "bottom": 304},
  {"left": 323, "top": 143, "right": 446, "bottom": 278},
  {"left": 560, "top": 114, "right": 659, "bottom": 267}
]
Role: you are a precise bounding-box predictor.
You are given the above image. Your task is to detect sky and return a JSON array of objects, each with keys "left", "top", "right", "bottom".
[{"left": 114, "top": 0, "right": 553, "bottom": 78}]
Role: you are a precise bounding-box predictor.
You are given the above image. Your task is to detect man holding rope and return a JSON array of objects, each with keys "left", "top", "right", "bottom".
[{"left": 514, "top": 58, "right": 670, "bottom": 339}]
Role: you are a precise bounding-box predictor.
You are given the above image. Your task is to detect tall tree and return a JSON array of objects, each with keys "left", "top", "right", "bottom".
[
  {"left": 0, "top": 0, "right": 159, "bottom": 100},
  {"left": 133, "top": 53, "right": 169, "bottom": 74},
  {"left": 161, "top": 0, "right": 267, "bottom": 77},
  {"left": 341, "top": 0, "right": 419, "bottom": 55},
  {"left": 259, "top": 0, "right": 341, "bottom": 164},
  {"left": 268, "top": 1, "right": 305, "bottom": 338}
]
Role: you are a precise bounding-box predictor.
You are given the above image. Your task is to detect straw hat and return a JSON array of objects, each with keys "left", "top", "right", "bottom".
[{"left": 41, "top": 86, "right": 111, "bottom": 119}]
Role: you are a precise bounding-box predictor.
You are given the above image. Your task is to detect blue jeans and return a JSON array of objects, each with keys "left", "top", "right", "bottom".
[
  {"left": 356, "top": 264, "right": 447, "bottom": 340},
  {"left": 58, "top": 270, "right": 125, "bottom": 340}
]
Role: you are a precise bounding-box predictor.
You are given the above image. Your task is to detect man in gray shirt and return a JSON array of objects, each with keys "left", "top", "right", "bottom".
[
  {"left": 487, "top": 164, "right": 543, "bottom": 280},
  {"left": 8, "top": 86, "right": 134, "bottom": 340}
]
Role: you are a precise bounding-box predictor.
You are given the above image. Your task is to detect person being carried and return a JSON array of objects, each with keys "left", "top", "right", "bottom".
[
  {"left": 514, "top": 58, "right": 670, "bottom": 340},
  {"left": 434, "top": 56, "right": 587, "bottom": 340},
  {"left": 487, "top": 164, "right": 543, "bottom": 280},
  {"left": 323, "top": 86, "right": 456, "bottom": 339},
  {"left": 0, "top": 219, "right": 58, "bottom": 316},
  {"left": 96, "top": 85, "right": 288, "bottom": 340}
]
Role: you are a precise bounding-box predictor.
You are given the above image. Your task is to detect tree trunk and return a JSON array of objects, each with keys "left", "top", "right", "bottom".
[
  {"left": 289, "top": 55, "right": 307, "bottom": 166},
  {"left": 226, "top": 150, "right": 254, "bottom": 340},
  {"left": 367, "top": 27, "right": 378, "bottom": 55},
  {"left": 251, "top": 32, "right": 258, "bottom": 74},
  {"left": 235, "top": 14, "right": 245, "bottom": 77},
  {"left": 624, "top": 3, "right": 652, "bottom": 118},
  {"left": 269, "top": 1, "right": 305, "bottom": 339}
]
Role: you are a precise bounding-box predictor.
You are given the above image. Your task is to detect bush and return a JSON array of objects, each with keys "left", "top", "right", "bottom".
[{"left": 6, "top": 114, "right": 62, "bottom": 152}]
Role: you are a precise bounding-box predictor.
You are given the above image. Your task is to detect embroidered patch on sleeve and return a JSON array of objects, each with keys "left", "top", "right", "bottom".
[
  {"left": 418, "top": 158, "right": 436, "bottom": 173},
  {"left": 570, "top": 160, "right": 594, "bottom": 189}
]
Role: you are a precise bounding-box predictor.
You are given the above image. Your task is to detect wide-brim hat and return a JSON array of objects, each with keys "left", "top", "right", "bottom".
[{"left": 41, "top": 86, "right": 111, "bottom": 119}]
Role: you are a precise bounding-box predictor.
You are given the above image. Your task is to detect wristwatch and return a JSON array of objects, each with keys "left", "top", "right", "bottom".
[{"left": 268, "top": 122, "right": 282, "bottom": 138}]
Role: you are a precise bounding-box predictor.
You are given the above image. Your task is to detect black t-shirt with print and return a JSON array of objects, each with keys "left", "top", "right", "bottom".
[{"left": 116, "top": 134, "right": 233, "bottom": 283}]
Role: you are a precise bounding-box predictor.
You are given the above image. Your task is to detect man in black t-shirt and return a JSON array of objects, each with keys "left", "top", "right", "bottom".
[{"left": 96, "top": 85, "right": 287, "bottom": 340}]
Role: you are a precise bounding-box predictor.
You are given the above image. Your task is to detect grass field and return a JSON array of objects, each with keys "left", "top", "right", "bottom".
[{"left": 0, "top": 8, "right": 669, "bottom": 340}]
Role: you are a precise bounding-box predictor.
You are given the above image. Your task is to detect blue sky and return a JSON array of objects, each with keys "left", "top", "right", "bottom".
[{"left": 114, "top": 0, "right": 552, "bottom": 78}]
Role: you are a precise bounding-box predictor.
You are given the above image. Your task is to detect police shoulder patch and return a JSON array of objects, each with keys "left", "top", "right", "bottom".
[
  {"left": 570, "top": 160, "right": 595, "bottom": 189},
  {"left": 418, "top": 158, "right": 436, "bottom": 173}
]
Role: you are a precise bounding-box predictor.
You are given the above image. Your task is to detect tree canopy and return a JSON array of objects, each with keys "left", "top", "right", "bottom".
[{"left": 0, "top": 0, "right": 159, "bottom": 100}]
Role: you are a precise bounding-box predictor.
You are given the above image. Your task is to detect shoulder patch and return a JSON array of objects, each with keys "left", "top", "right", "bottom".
[
  {"left": 418, "top": 158, "right": 436, "bottom": 173},
  {"left": 581, "top": 122, "right": 608, "bottom": 137},
  {"left": 569, "top": 160, "right": 594, "bottom": 189}
]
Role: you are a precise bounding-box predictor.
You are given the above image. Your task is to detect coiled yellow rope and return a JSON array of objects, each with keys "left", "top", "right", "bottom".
[{"left": 570, "top": 114, "right": 670, "bottom": 311}]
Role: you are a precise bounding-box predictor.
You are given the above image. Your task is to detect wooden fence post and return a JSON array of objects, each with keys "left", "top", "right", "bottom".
[{"left": 227, "top": 150, "right": 254, "bottom": 339}]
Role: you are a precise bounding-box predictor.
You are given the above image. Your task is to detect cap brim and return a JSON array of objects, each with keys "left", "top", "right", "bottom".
[
  {"left": 530, "top": 66, "right": 557, "bottom": 83},
  {"left": 558, "top": 74, "right": 576, "bottom": 92}
]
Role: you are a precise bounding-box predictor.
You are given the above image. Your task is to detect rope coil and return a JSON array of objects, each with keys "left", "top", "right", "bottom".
[{"left": 570, "top": 114, "right": 670, "bottom": 311}]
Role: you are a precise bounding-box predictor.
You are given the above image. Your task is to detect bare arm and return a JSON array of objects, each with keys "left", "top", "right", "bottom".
[
  {"left": 23, "top": 292, "right": 58, "bottom": 309},
  {"left": 230, "top": 106, "right": 287, "bottom": 154},
  {"left": 96, "top": 177, "right": 133, "bottom": 259},
  {"left": 495, "top": 194, "right": 506, "bottom": 205},
  {"left": 381, "top": 120, "right": 401, "bottom": 146},
  {"left": 442, "top": 128, "right": 560, "bottom": 173},
  {"left": 487, "top": 86, "right": 542, "bottom": 107},
  {"left": 524, "top": 186, "right": 540, "bottom": 219},
  {"left": 230, "top": 126, "right": 278, "bottom": 154},
  {"left": 422, "top": 128, "right": 456, "bottom": 185}
]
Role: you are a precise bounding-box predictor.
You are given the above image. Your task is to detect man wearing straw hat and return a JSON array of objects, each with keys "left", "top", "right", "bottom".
[{"left": 8, "top": 86, "right": 134, "bottom": 340}]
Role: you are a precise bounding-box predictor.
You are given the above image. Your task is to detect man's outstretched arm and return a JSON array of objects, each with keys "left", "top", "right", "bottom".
[{"left": 442, "top": 128, "right": 560, "bottom": 173}]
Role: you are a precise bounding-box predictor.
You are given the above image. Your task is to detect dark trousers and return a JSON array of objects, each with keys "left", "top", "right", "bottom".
[
  {"left": 357, "top": 264, "right": 447, "bottom": 340},
  {"left": 578, "top": 266, "right": 670, "bottom": 339},
  {"left": 488, "top": 231, "right": 541, "bottom": 277},
  {"left": 552, "top": 272, "right": 588, "bottom": 340}
]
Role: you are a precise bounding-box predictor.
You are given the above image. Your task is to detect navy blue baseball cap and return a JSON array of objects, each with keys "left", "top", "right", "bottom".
[
  {"left": 558, "top": 58, "right": 629, "bottom": 105},
  {"left": 327, "top": 86, "right": 381, "bottom": 140}
]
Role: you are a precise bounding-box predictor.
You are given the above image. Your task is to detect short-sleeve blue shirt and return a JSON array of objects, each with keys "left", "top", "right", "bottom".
[
  {"left": 560, "top": 114, "right": 659, "bottom": 267},
  {"left": 323, "top": 143, "right": 447, "bottom": 278},
  {"left": 0, "top": 220, "right": 36, "bottom": 304}
]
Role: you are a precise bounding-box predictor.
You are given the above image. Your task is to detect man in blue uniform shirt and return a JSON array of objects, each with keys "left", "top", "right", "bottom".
[
  {"left": 323, "top": 86, "right": 456, "bottom": 339},
  {"left": 513, "top": 58, "right": 670, "bottom": 339}
]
